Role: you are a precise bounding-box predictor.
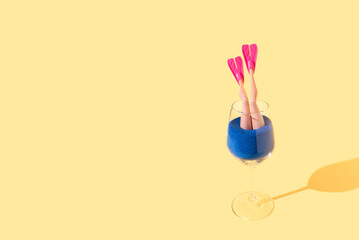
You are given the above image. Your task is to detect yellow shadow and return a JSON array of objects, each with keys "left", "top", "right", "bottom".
[{"left": 273, "top": 158, "right": 359, "bottom": 200}]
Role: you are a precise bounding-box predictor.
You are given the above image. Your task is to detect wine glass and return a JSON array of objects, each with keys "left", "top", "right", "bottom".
[{"left": 227, "top": 99, "right": 275, "bottom": 220}]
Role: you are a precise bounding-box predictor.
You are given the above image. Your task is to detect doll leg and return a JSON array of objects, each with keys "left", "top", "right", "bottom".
[
  {"left": 249, "top": 69, "right": 265, "bottom": 129},
  {"left": 239, "top": 80, "right": 252, "bottom": 130}
]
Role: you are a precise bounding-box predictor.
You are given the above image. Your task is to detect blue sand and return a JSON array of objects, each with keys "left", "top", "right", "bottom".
[{"left": 227, "top": 116, "right": 274, "bottom": 160}]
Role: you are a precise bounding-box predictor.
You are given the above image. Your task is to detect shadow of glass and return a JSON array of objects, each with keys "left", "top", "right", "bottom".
[{"left": 273, "top": 158, "right": 359, "bottom": 200}]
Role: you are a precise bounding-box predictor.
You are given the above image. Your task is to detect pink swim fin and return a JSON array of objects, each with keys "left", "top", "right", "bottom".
[
  {"left": 242, "top": 44, "right": 258, "bottom": 73},
  {"left": 227, "top": 56, "right": 244, "bottom": 84}
]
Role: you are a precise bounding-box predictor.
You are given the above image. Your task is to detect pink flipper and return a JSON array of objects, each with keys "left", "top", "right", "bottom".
[
  {"left": 242, "top": 44, "right": 258, "bottom": 73},
  {"left": 227, "top": 57, "right": 244, "bottom": 85}
]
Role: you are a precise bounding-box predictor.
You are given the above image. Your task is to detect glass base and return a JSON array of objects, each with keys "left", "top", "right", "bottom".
[{"left": 232, "top": 191, "right": 274, "bottom": 220}]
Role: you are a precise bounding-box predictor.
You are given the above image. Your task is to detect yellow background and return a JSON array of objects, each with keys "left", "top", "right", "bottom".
[{"left": 1, "top": 0, "right": 359, "bottom": 239}]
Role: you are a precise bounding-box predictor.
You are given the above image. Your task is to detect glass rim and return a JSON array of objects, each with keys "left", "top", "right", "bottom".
[{"left": 231, "top": 99, "right": 270, "bottom": 114}]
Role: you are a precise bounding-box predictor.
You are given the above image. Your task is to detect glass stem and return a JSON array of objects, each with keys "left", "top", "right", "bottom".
[{"left": 248, "top": 161, "right": 257, "bottom": 201}]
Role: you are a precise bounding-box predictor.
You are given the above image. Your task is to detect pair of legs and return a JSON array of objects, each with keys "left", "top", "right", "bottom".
[{"left": 238, "top": 69, "right": 265, "bottom": 130}]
